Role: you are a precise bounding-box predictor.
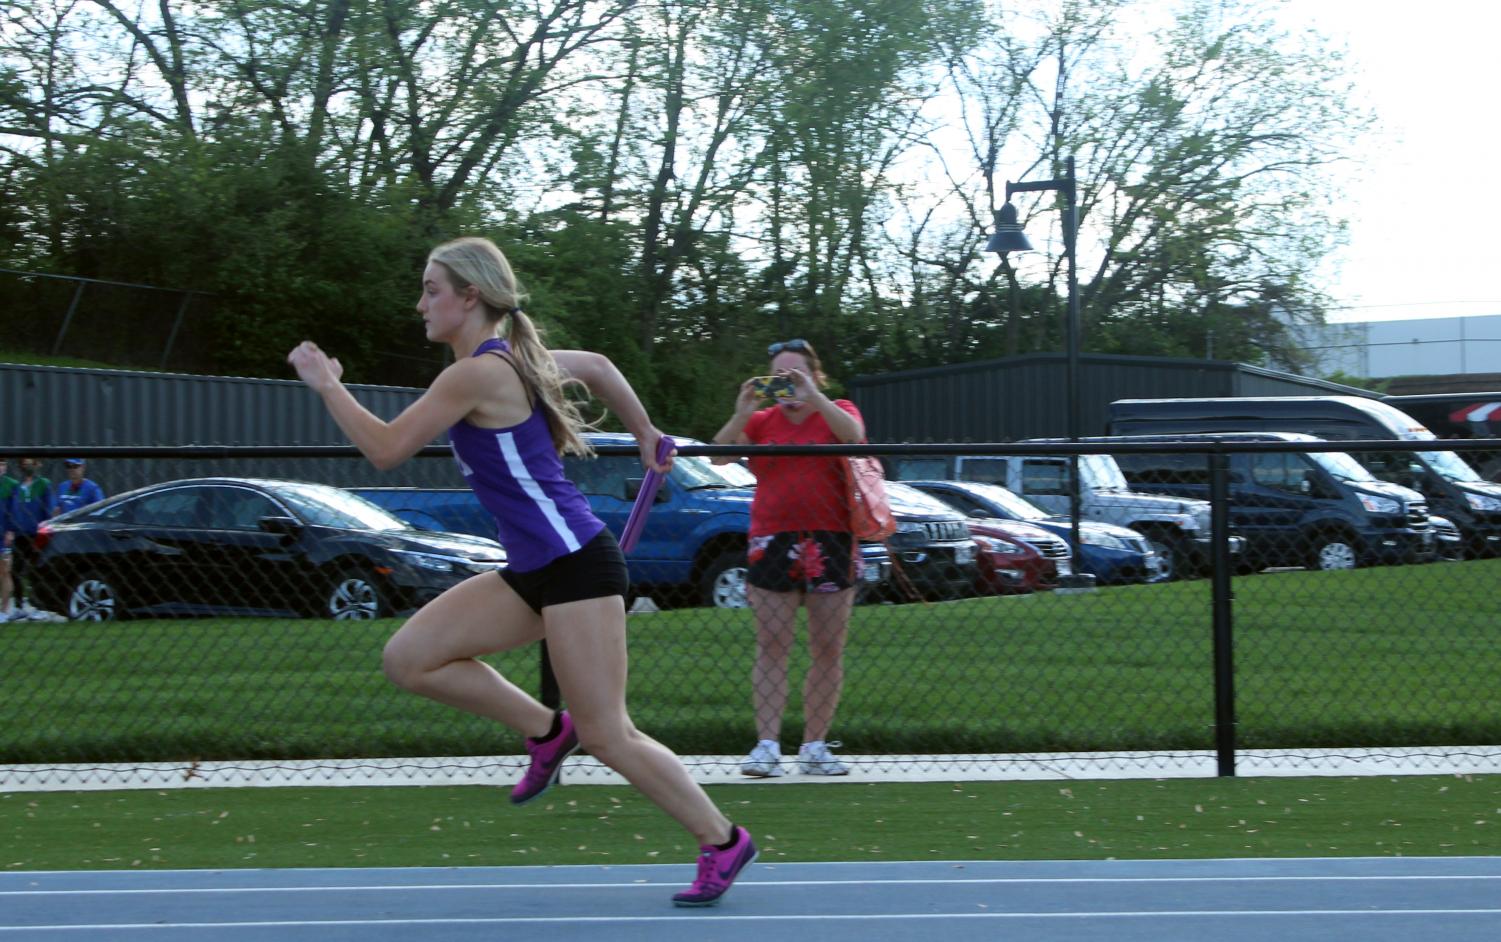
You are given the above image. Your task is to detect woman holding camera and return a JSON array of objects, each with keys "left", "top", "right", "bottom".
[{"left": 712, "top": 339, "right": 866, "bottom": 777}]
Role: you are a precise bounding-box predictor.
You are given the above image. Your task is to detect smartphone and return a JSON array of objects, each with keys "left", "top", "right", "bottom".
[{"left": 750, "top": 375, "right": 797, "bottom": 403}]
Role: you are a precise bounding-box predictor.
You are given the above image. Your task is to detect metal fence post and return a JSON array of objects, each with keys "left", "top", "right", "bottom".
[
  {"left": 1209, "top": 448, "right": 1237, "bottom": 776},
  {"left": 159, "top": 291, "right": 194, "bottom": 370},
  {"left": 52, "top": 282, "right": 87, "bottom": 356},
  {"left": 539, "top": 641, "right": 561, "bottom": 710}
]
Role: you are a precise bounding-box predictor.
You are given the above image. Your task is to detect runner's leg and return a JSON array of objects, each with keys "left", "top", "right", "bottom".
[
  {"left": 381, "top": 572, "right": 554, "bottom": 738},
  {"left": 544, "top": 596, "right": 734, "bottom": 846}
]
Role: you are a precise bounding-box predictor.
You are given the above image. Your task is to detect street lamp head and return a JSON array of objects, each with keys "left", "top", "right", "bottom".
[{"left": 986, "top": 201, "right": 1033, "bottom": 255}]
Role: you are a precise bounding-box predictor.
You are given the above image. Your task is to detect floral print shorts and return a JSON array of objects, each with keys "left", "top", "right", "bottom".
[{"left": 746, "top": 530, "right": 861, "bottom": 593}]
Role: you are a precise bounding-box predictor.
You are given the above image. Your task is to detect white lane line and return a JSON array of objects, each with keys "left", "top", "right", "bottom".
[
  {"left": 5, "top": 873, "right": 1501, "bottom": 896},
  {"left": 4, "top": 910, "right": 1501, "bottom": 931},
  {"left": 7, "top": 855, "right": 1497, "bottom": 876}
]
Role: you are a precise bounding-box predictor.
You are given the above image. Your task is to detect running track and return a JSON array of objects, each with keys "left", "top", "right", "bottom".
[{"left": 4, "top": 857, "right": 1501, "bottom": 941}]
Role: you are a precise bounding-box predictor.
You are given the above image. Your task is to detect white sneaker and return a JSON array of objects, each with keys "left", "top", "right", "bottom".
[
  {"left": 798, "top": 740, "right": 849, "bottom": 776},
  {"left": 740, "top": 740, "right": 784, "bottom": 777}
]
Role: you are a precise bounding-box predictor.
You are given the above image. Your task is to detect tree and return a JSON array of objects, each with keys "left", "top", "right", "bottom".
[
  {"left": 925, "top": 0, "right": 1366, "bottom": 370},
  {"left": 1, "top": 0, "right": 1372, "bottom": 406},
  {"left": 751, "top": 0, "right": 983, "bottom": 348}
]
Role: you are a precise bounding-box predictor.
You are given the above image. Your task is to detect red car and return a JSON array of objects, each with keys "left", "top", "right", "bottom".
[{"left": 967, "top": 519, "right": 1073, "bottom": 595}]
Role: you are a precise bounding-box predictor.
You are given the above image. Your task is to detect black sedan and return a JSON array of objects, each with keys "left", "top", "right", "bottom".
[{"left": 30, "top": 478, "right": 507, "bottom": 621}]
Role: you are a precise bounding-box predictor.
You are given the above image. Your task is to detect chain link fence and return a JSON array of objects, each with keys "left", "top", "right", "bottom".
[
  {"left": 3, "top": 441, "right": 1499, "bottom": 790},
  {"left": 0, "top": 270, "right": 445, "bottom": 384}
]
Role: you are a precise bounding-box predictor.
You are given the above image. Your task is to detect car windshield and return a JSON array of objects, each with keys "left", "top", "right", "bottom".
[
  {"left": 960, "top": 482, "right": 1051, "bottom": 521},
  {"left": 1081, "top": 454, "right": 1131, "bottom": 490},
  {"left": 676, "top": 454, "right": 755, "bottom": 489},
  {"left": 276, "top": 483, "right": 411, "bottom": 531},
  {"left": 1418, "top": 449, "right": 1483, "bottom": 482},
  {"left": 886, "top": 481, "right": 963, "bottom": 516},
  {"left": 1308, "top": 450, "right": 1378, "bottom": 482}
]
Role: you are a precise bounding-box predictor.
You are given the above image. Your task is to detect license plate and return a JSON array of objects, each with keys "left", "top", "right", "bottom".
[
  {"left": 1056, "top": 559, "right": 1072, "bottom": 576},
  {"left": 955, "top": 543, "right": 976, "bottom": 564}
]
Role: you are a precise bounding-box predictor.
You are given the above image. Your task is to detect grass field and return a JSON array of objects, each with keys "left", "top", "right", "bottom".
[
  {"left": 3, "top": 499, "right": 1499, "bottom": 876},
  {"left": 4, "top": 776, "right": 1499, "bottom": 871},
  {"left": 4, "top": 560, "right": 1499, "bottom": 764}
]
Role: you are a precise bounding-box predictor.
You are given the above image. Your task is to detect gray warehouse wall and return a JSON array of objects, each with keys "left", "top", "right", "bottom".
[
  {"left": 848, "top": 353, "right": 1375, "bottom": 443},
  {"left": 2, "top": 356, "right": 1379, "bottom": 486},
  {"left": 0, "top": 362, "right": 454, "bottom": 491}
]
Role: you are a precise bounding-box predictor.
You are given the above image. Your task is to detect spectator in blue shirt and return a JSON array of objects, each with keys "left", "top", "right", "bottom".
[
  {"left": 52, "top": 458, "right": 105, "bottom": 516},
  {"left": 4, "top": 457, "right": 52, "bottom": 617}
]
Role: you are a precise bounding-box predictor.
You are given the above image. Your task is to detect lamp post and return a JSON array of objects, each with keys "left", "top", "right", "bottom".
[{"left": 988, "top": 155, "right": 1096, "bottom": 592}]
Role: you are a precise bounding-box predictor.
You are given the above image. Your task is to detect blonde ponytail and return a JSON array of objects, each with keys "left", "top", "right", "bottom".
[{"left": 428, "top": 237, "right": 596, "bottom": 457}]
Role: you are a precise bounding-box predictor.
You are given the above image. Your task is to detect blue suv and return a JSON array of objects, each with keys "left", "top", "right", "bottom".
[{"left": 353, "top": 433, "right": 890, "bottom": 609}]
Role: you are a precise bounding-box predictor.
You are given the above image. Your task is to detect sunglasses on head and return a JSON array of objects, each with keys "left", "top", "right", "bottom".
[{"left": 767, "top": 339, "right": 810, "bottom": 357}]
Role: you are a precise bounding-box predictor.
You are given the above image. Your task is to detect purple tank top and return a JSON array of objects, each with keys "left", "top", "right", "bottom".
[{"left": 448, "top": 338, "right": 604, "bottom": 572}]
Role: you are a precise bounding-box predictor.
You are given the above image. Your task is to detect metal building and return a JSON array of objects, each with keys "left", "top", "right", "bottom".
[
  {"left": 4, "top": 354, "right": 1375, "bottom": 481},
  {"left": 847, "top": 353, "right": 1376, "bottom": 443},
  {"left": 0, "top": 362, "right": 448, "bottom": 490},
  {"left": 1298, "top": 314, "right": 1501, "bottom": 379}
]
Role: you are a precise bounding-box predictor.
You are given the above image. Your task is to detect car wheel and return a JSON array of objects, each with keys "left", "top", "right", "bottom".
[
  {"left": 700, "top": 550, "right": 749, "bottom": 609},
  {"left": 323, "top": 570, "right": 390, "bottom": 620},
  {"left": 1310, "top": 537, "right": 1358, "bottom": 571},
  {"left": 1142, "top": 537, "right": 1177, "bottom": 581},
  {"left": 67, "top": 573, "right": 127, "bottom": 622}
]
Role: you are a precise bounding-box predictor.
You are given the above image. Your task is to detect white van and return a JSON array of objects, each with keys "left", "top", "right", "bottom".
[{"left": 1109, "top": 396, "right": 1501, "bottom": 559}]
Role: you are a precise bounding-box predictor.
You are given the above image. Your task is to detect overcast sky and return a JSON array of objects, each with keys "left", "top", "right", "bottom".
[{"left": 1288, "top": 1, "right": 1501, "bottom": 323}]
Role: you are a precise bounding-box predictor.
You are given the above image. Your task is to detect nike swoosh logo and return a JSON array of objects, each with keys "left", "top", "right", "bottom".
[{"left": 715, "top": 853, "right": 747, "bottom": 880}]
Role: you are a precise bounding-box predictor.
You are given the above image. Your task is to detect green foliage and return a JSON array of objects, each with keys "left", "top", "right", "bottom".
[
  {"left": 0, "top": 0, "right": 1368, "bottom": 408},
  {"left": 1321, "top": 371, "right": 1391, "bottom": 393}
]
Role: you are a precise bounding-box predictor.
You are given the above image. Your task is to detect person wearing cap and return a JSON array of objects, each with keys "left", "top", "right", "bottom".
[
  {"left": 3, "top": 457, "right": 52, "bottom": 619},
  {"left": 52, "top": 458, "right": 106, "bottom": 517}
]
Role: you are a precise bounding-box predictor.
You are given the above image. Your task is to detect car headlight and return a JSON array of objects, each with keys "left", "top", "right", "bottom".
[
  {"left": 394, "top": 550, "right": 469, "bottom": 573},
  {"left": 1081, "top": 530, "right": 1130, "bottom": 551},
  {"left": 1466, "top": 492, "right": 1501, "bottom": 511},
  {"left": 463, "top": 559, "right": 508, "bottom": 573},
  {"left": 974, "top": 536, "right": 1025, "bottom": 555},
  {"left": 1357, "top": 492, "right": 1400, "bottom": 514}
]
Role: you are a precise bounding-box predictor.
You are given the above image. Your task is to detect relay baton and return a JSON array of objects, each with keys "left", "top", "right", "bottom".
[{"left": 618, "top": 435, "right": 675, "bottom": 553}]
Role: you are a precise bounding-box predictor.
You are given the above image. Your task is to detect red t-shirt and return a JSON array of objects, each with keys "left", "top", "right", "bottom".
[{"left": 744, "top": 400, "right": 863, "bottom": 537}]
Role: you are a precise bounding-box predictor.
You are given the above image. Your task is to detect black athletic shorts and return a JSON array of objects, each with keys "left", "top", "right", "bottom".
[
  {"left": 746, "top": 530, "right": 861, "bottom": 593},
  {"left": 501, "top": 527, "right": 630, "bottom": 614}
]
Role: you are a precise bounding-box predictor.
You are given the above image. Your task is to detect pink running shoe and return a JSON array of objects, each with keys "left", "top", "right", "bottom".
[
  {"left": 509, "top": 711, "right": 580, "bottom": 805},
  {"left": 671, "top": 825, "right": 758, "bottom": 907}
]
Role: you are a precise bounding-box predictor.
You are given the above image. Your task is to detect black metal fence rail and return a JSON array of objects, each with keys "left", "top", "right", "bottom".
[{"left": 2, "top": 439, "right": 1498, "bottom": 786}]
